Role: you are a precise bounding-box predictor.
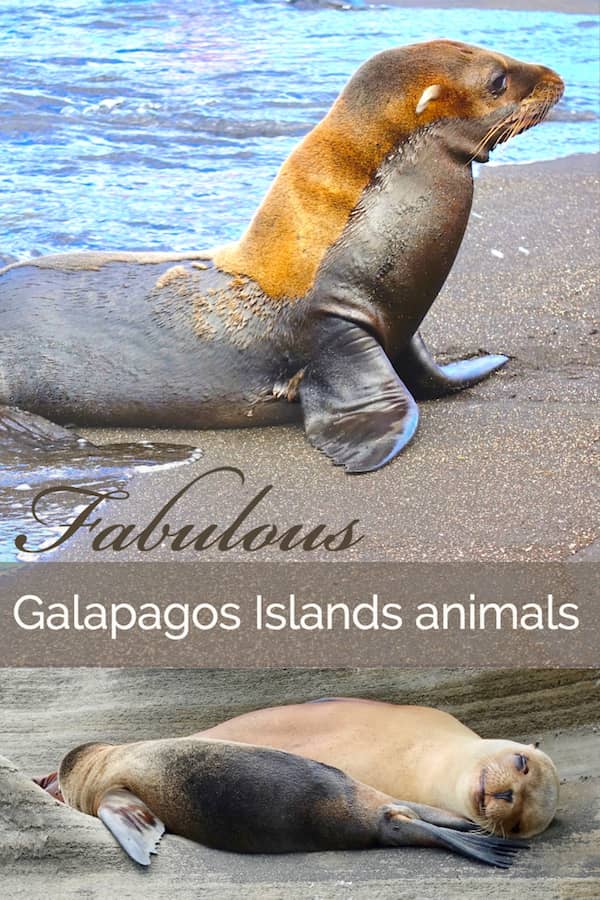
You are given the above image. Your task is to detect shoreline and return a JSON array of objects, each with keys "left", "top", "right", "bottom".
[{"left": 482, "top": 150, "right": 599, "bottom": 177}]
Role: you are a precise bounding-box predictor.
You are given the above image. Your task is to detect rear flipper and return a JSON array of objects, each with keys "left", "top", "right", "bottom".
[
  {"left": 1, "top": 405, "right": 88, "bottom": 450},
  {"left": 98, "top": 788, "right": 165, "bottom": 866},
  {"left": 1, "top": 404, "right": 202, "bottom": 489},
  {"left": 300, "top": 316, "right": 419, "bottom": 473},
  {"left": 379, "top": 805, "right": 527, "bottom": 868},
  {"left": 394, "top": 332, "right": 509, "bottom": 400}
]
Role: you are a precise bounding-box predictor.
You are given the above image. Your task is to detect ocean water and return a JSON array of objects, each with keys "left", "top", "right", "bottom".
[
  {"left": 0, "top": 0, "right": 598, "bottom": 562},
  {"left": 0, "top": 0, "right": 598, "bottom": 260}
]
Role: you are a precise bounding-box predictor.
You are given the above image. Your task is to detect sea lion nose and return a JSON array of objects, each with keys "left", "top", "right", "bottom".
[
  {"left": 493, "top": 789, "right": 514, "bottom": 803},
  {"left": 539, "top": 66, "right": 565, "bottom": 94}
]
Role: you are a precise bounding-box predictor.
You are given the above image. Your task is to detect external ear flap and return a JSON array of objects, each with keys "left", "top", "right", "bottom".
[
  {"left": 531, "top": 741, "right": 541, "bottom": 749},
  {"left": 300, "top": 315, "right": 419, "bottom": 473},
  {"left": 98, "top": 788, "right": 165, "bottom": 866},
  {"left": 416, "top": 84, "right": 441, "bottom": 115}
]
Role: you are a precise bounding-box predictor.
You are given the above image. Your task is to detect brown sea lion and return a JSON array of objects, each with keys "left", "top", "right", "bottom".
[
  {"left": 1, "top": 41, "right": 564, "bottom": 472},
  {"left": 41, "top": 736, "right": 526, "bottom": 867},
  {"left": 198, "top": 699, "right": 560, "bottom": 838}
]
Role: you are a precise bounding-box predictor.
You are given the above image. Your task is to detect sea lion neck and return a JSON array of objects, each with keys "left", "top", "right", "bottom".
[
  {"left": 212, "top": 99, "right": 402, "bottom": 302},
  {"left": 415, "top": 733, "right": 484, "bottom": 814},
  {"left": 311, "top": 121, "right": 475, "bottom": 350}
]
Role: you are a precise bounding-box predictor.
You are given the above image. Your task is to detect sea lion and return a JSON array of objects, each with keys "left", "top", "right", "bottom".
[
  {"left": 40, "top": 736, "right": 525, "bottom": 867},
  {"left": 197, "top": 699, "right": 560, "bottom": 838},
  {"left": 0, "top": 41, "right": 564, "bottom": 472}
]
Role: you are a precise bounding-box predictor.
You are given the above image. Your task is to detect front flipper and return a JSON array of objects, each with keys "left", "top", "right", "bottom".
[
  {"left": 392, "top": 800, "right": 477, "bottom": 832},
  {"left": 299, "top": 316, "right": 419, "bottom": 473},
  {"left": 98, "top": 788, "right": 165, "bottom": 866},
  {"left": 380, "top": 805, "right": 528, "bottom": 868},
  {"left": 394, "top": 332, "right": 509, "bottom": 400}
]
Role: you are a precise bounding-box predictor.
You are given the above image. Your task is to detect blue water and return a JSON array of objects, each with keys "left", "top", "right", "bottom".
[{"left": 0, "top": 0, "right": 598, "bottom": 261}]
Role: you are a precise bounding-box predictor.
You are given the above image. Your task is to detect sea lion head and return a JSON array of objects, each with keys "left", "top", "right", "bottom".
[
  {"left": 463, "top": 739, "right": 559, "bottom": 838},
  {"left": 340, "top": 39, "right": 565, "bottom": 163},
  {"left": 58, "top": 740, "right": 114, "bottom": 813},
  {"left": 214, "top": 40, "right": 564, "bottom": 299}
]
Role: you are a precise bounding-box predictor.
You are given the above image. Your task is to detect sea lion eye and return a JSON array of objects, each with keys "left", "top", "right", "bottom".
[
  {"left": 515, "top": 754, "right": 529, "bottom": 774},
  {"left": 489, "top": 72, "right": 508, "bottom": 96}
]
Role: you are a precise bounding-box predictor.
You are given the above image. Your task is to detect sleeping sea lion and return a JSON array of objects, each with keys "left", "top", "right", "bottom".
[
  {"left": 198, "top": 699, "right": 560, "bottom": 838},
  {"left": 0, "top": 41, "right": 564, "bottom": 471},
  {"left": 37, "top": 736, "right": 526, "bottom": 867}
]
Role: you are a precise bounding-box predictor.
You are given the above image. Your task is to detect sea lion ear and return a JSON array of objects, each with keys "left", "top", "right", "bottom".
[
  {"left": 530, "top": 741, "right": 541, "bottom": 749},
  {"left": 415, "top": 84, "right": 442, "bottom": 115},
  {"left": 300, "top": 316, "right": 419, "bottom": 472},
  {"left": 97, "top": 787, "right": 165, "bottom": 866}
]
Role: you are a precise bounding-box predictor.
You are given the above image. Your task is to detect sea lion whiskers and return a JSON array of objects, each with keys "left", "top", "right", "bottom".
[
  {"left": 472, "top": 757, "right": 521, "bottom": 836},
  {"left": 467, "top": 117, "right": 514, "bottom": 164},
  {"left": 468, "top": 74, "right": 564, "bottom": 164},
  {"left": 472, "top": 810, "right": 505, "bottom": 837}
]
